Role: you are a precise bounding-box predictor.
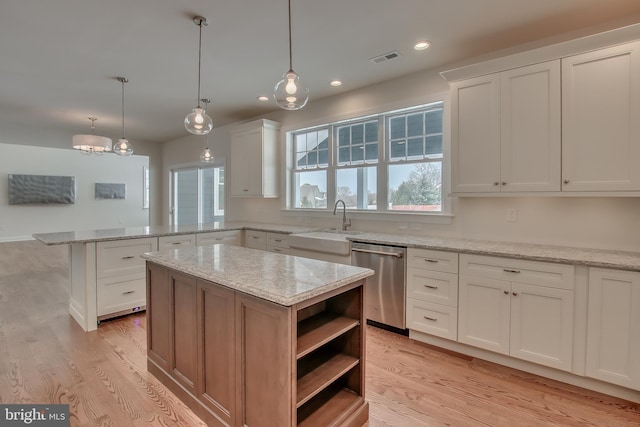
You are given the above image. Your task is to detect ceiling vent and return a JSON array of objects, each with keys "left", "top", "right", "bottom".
[{"left": 369, "top": 51, "right": 401, "bottom": 64}]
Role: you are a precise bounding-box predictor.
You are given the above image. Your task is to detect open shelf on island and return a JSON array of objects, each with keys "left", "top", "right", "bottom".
[
  {"left": 297, "top": 312, "right": 360, "bottom": 359},
  {"left": 297, "top": 352, "right": 359, "bottom": 407},
  {"left": 297, "top": 386, "right": 363, "bottom": 427}
]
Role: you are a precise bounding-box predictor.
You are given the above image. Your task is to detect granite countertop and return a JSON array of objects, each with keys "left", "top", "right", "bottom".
[
  {"left": 141, "top": 244, "right": 374, "bottom": 306},
  {"left": 32, "top": 221, "right": 318, "bottom": 245},
  {"left": 347, "top": 233, "right": 640, "bottom": 272}
]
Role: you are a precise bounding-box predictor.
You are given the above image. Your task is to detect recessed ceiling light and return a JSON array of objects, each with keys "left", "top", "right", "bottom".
[
  {"left": 330, "top": 80, "right": 342, "bottom": 87},
  {"left": 257, "top": 96, "right": 269, "bottom": 102},
  {"left": 414, "top": 40, "right": 431, "bottom": 51}
]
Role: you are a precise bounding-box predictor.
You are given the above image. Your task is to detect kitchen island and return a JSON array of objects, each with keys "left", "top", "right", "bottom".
[{"left": 142, "top": 244, "right": 374, "bottom": 427}]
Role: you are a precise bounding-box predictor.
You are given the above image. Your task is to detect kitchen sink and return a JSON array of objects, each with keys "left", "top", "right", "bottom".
[{"left": 288, "top": 230, "right": 361, "bottom": 256}]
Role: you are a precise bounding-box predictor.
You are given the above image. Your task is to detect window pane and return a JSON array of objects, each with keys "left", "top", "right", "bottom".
[
  {"left": 407, "top": 113, "right": 423, "bottom": 137},
  {"left": 390, "top": 140, "right": 405, "bottom": 160},
  {"left": 426, "top": 135, "right": 443, "bottom": 157},
  {"left": 407, "top": 137, "right": 424, "bottom": 158},
  {"left": 351, "top": 145, "right": 364, "bottom": 162},
  {"left": 338, "top": 147, "right": 350, "bottom": 164},
  {"left": 318, "top": 149, "right": 329, "bottom": 166},
  {"left": 365, "top": 121, "right": 378, "bottom": 142},
  {"left": 390, "top": 117, "right": 405, "bottom": 139},
  {"left": 201, "top": 167, "right": 216, "bottom": 223},
  {"left": 336, "top": 167, "right": 377, "bottom": 210},
  {"left": 352, "top": 124, "right": 364, "bottom": 144},
  {"left": 338, "top": 126, "right": 350, "bottom": 146},
  {"left": 295, "top": 128, "right": 329, "bottom": 169},
  {"left": 388, "top": 162, "right": 442, "bottom": 212},
  {"left": 364, "top": 142, "right": 378, "bottom": 161},
  {"left": 426, "top": 109, "right": 443, "bottom": 134},
  {"left": 294, "top": 170, "right": 327, "bottom": 208},
  {"left": 175, "top": 169, "right": 198, "bottom": 225}
]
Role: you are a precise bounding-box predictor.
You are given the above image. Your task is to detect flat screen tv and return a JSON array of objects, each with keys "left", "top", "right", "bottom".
[{"left": 8, "top": 174, "right": 76, "bottom": 205}]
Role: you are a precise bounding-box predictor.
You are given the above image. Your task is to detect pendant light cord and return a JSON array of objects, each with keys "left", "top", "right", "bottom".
[
  {"left": 288, "top": 0, "right": 293, "bottom": 71},
  {"left": 121, "top": 79, "right": 126, "bottom": 139},
  {"left": 197, "top": 19, "right": 203, "bottom": 107}
]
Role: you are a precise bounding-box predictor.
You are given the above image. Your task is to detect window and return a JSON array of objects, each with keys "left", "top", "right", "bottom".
[
  {"left": 289, "top": 101, "right": 445, "bottom": 214},
  {"left": 171, "top": 166, "right": 224, "bottom": 225},
  {"left": 143, "top": 166, "right": 150, "bottom": 209}
]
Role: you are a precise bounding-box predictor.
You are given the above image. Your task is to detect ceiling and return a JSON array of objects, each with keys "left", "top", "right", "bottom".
[{"left": 3, "top": 0, "right": 640, "bottom": 150}]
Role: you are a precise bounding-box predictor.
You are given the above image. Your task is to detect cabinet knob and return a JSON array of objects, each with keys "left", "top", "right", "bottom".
[
  {"left": 512, "top": 291, "right": 519, "bottom": 296},
  {"left": 504, "top": 290, "right": 509, "bottom": 295},
  {"left": 501, "top": 182, "right": 507, "bottom": 186},
  {"left": 563, "top": 179, "right": 570, "bottom": 184},
  {"left": 494, "top": 182, "right": 500, "bottom": 186}
]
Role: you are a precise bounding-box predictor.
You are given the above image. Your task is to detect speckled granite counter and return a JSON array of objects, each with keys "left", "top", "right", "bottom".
[
  {"left": 142, "top": 245, "right": 373, "bottom": 306},
  {"left": 347, "top": 233, "right": 640, "bottom": 272},
  {"left": 32, "top": 222, "right": 318, "bottom": 245}
]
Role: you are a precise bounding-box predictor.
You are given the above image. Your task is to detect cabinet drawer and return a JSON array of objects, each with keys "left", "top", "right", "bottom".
[
  {"left": 196, "top": 231, "right": 241, "bottom": 247},
  {"left": 407, "top": 298, "right": 457, "bottom": 341},
  {"left": 97, "top": 277, "right": 146, "bottom": 316},
  {"left": 267, "top": 246, "right": 290, "bottom": 255},
  {"left": 407, "top": 268, "right": 458, "bottom": 307},
  {"left": 245, "top": 230, "right": 267, "bottom": 250},
  {"left": 267, "top": 233, "right": 290, "bottom": 248},
  {"left": 460, "top": 254, "right": 574, "bottom": 290},
  {"left": 158, "top": 234, "right": 196, "bottom": 250},
  {"left": 97, "top": 238, "right": 158, "bottom": 279},
  {"left": 407, "top": 248, "right": 458, "bottom": 273}
]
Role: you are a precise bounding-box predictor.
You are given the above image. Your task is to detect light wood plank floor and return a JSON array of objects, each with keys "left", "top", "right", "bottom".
[{"left": 0, "top": 241, "right": 639, "bottom": 426}]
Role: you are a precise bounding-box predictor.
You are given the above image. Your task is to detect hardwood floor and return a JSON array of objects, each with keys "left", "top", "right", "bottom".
[{"left": 1, "top": 240, "right": 639, "bottom": 426}]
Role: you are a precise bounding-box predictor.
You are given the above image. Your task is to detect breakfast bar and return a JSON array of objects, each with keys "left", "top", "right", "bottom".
[{"left": 142, "top": 244, "right": 374, "bottom": 427}]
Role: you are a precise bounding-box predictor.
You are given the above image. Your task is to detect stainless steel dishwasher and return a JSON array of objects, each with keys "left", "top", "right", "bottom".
[{"left": 351, "top": 241, "right": 406, "bottom": 330}]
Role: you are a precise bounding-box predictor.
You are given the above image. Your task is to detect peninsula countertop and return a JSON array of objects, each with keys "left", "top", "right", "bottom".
[{"left": 141, "top": 244, "right": 374, "bottom": 306}]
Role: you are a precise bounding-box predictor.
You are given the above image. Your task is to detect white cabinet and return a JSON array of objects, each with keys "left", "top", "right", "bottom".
[
  {"left": 96, "top": 237, "right": 158, "bottom": 319},
  {"left": 451, "top": 60, "right": 561, "bottom": 193},
  {"left": 244, "top": 230, "right": 290, "bottom": 253},
  {"left": 458, "top": 254, "right": 575, "bottom": 371},
  {"left": 586, "top": 268, "right": 640, "bottom": 390},
  {"left": 406, "top": 248, "right": 459, "bottom": 340},
  {"left": 230, "top": 119, "right": 280, "bottom": 198},
  {"left": 158, "top": 234, "right": 196, "bottom": 250},
  {"left": 562, "top": 41, "right": 640, "bottom": 192},
  {"left": 196, "top": 230, "right": 241, "bottom": 247}
]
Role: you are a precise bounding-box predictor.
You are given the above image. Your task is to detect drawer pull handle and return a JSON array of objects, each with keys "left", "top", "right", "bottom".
[
  {"left": 423, "top": 258, "right": 439, "bottom": 263},
  {"left": 172, "top": 242, "right": 183, "bottom": 245},
  {"left": 122, "top": 291, "right": 135, "bottom": 295},
  {"left": 504, "top": 290, "right": 509, "bottom": 295},
  {"left": 424, "top": 285, "right": 439, "bottom": 289},
  {"left": 122, "top": 256, "right": 135, "bottom": 260},
  {"left": 214, "top": 238, "right": 224, "bottom": 241},
  {"left": 252, "top": 236, "right": 260, "bottom": 239},
  {"left": 423, "top": 316, "right": 437, "bottom": 322},
  {"left": 274, "top": 239, "right": 282, "bottom": 242},
  {"left": 503, "top": 268, "right": 520, "bottom": 274},
  {"left": 512, "top": 291, "right": 519, "bottom": 296}
]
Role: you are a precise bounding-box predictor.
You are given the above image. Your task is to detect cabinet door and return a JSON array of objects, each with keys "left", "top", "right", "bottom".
[
  {"left": 244, "top": 230, "right": 267, "bottom": 250},
  {"left": 458, "top": 275, "right": 510, "bottom": 354},
  {"left": 562, "top": 41, "right": 640, "bottom": 191},
  {"left": 509, "top": 282, "right": 573, "bottom": 371},
  {"left": 586, "top": 268, "right": 640, "bottom": 390},
  {"left": 230, "top": 128, "right": 261, "bottom": 196},
  {"left": 170, "top": 271, "right": 198, "bottom": 394},
  {"left": 196, "top": 231, "right": 241, "bottom": 247},
  {"left": 147, "top": 263, "right": 171, "bottom": 372},
  {"left": 500, "top": 61, "right": 561, "bottom": 192},
  {"left": 236, "top": 293, "right": 292, "bottom": 427},
  {"left": 451, "top": 74, "right": 501, "bottom": 193},
  {"left": 197, "top": 281, "right": 236, "bottom": 425},
  {"left": 158, "top": 234, "right": 196, "bottom": 250}
]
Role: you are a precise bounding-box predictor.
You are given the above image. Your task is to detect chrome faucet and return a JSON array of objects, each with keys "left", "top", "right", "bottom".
[{"left": 332, "top": 199, "right": 352, "bottom": 231}]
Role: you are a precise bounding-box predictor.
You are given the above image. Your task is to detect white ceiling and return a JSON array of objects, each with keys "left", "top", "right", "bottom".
[{"left": 2, "top": 0, "right": 640, "bottom": 149}]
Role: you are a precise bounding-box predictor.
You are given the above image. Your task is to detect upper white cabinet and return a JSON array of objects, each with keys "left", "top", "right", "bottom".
[
  {"left": 586, "top": 268, "right": 640, "bottom": 390},
  {"left": 451, "top": 60, "right": 561, "bottom": 193},
  {"left": 230, "top": 119, "right": 280, "bottom": 198},
  {"left": 562, "top": 41, "right": 640, "bottom": 192}
]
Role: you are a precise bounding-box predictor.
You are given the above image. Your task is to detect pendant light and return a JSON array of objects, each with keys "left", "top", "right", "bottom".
[
  {"left": 72, "top": 117, "right": 112, "bottom": 155},
  {"left": 273, "top": 0, "right": 309, "bottom": 110},
  {"left": 184, "top": 16, "right": 213, "bottom": 135},
  {"left": 199, "top": 98, "right": 214, "bottom": 163},
  {"left": 113, "top": 77, "right": 133, "bottom": 156}
]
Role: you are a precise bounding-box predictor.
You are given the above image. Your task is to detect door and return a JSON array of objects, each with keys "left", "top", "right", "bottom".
[
  {"left": 500, "top": 61, "right": 561, "bottom": 192},
  {"left": 458, "top": 275, "right": 510, "bottom": 354},
  {"left": 450, "top": 74, "right": 501, "bottom": 193},
  {"left": 509, "top": 282, "right": 573, "bottom": 371},
  {"left": 562, "top": 41, "right": 640, "bottom": 191},
  {"left": 171, "top": 165, "right": 225, "bottom": 225}
]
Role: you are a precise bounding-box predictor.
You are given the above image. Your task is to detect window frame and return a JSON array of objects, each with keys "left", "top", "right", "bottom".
[
  {"left": 286, "top": 99, "right": 451, "bottom": 220},
  {"left": 170, "top": 164, "right": 225, "bottom": 225}
]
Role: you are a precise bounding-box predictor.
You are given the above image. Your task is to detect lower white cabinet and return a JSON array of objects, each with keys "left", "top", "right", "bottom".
[
  {"left": 458, "top": 254, "right": 575, "bottom": 372},
  {"left": 158, "top": 234, "right": 196, "bottom": 250},
  {"left": 96, "top": 237, "right": 158, "bottom": 320},
  {"left": 586, "top": 268, "right": 640, "bottom": 390},
  {"left": 244, "top": 230, "right": 290, "bottom": 253},
  {"left": 244, "top": 230, "right": 267, "bottom": 250},
  {"left": 196, "top": 230, "right": 241, "bottom": 247},
  {"left": 266, "top": 233, "right": 290, "bottom": 254}
]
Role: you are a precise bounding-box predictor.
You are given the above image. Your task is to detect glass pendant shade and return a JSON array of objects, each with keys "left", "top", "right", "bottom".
[
  {"left": 72, "top": 134, "right": 112, "bottom": 155},
  {"left": 274, "top": 69, "right": 309, "bottom": 110},
  {"left": 185, "top": 107, "right": 213, "bottom": 135},
  {"left": 200, "top": 147, "right": 214, "bottom": 163},
  {"left": 113, "top": 138, "right": 133, "bottom": 156}
]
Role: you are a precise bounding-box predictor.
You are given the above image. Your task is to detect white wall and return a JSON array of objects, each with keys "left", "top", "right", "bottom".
[{"left": 0, "top": 143, "right": 149, "bottom": 241}]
